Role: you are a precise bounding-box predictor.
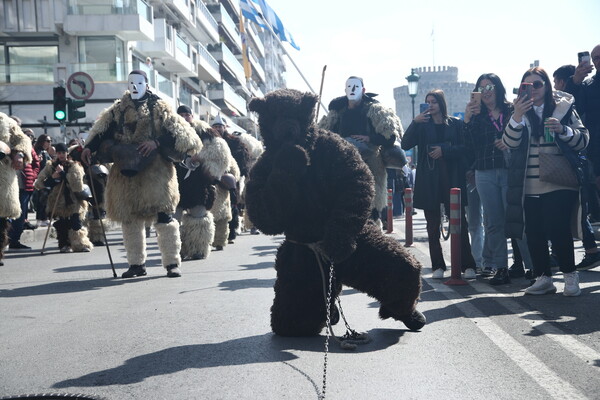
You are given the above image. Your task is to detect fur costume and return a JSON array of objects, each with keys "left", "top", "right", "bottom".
[
  {"left": 319, "top": 95, "right": 403, "bottom": 217},
  {"left": 236, "top": 133, "right": 264, "bottom": 232},
  {"left": 212, "top": 157, "right": 240, "bottom": 248},
  {"left": 246, "top": 89, "right": 424, "bottom": 336},
  {"left": 0, "top": 112, "right": 31, "bottom": 264},
  {"left": 34, "top": 160, "right": 93, "bottom": 252},
  {"left": 177, "top": 120, "right": 231, "bottom": 260},
  {"left": 85, "top": 90, "right": 201, "bottom": 276}
]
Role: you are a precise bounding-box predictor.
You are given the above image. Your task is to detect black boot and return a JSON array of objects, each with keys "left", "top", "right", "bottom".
[
  {"left": 508, "top": 263, "right": 525, "bottom": 278},
  {"left": 122, "top": 264, "right": 147, "bottom": 278},
  {"left": 490, "top": 268, "right": 511, "bottom": 285}
]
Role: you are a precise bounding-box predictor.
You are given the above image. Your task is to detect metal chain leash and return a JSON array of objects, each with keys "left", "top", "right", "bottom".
[{"left": 318, "top": 260, "right": 335, "bottom": 400}]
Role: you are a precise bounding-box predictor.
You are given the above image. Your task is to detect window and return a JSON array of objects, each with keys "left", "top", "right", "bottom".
[
  {"left": 78, "top": 37, "right": 126, "bottom": 81},
  {"left": 176, "top": 33, "right": 190, "bottom": 57},
  {"left": 4, "top": 45, "right": 57, "bottom": 83}
]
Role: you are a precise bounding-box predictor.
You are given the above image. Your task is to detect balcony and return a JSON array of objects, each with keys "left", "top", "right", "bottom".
[
  {"left": 194, "top": 0, "right": 219, "bottom": 44},
  {"left": 136, "top": 19, "right": 173, "bottom": 58},
  {"left": 245, "top": 21, "right": 265, "bottom": 58},
  {"left": 64, "top": 0, "right": 154, "bottom": 41},
  {"left": 208, "top": 80, "right": 247, "bottom": 117},
  {"left": 209, "top": 42, "right": 245, "bottom": 87},
  {"left": 197, "top": 43, "right": 220, "bottom": 83},
  {"left": 211, "top": 3, "right": 242, "bottom": 54}
]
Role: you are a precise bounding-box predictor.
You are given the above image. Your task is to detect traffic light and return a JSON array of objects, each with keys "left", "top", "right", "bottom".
[
  {"left": 68, "top": 98, "right": 86, "bottom": 122},
  {"left": 53, "top": 86, "right": 67, "bottom": 121}
]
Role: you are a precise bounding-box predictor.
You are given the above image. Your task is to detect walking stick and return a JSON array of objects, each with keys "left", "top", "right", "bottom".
[
  {"left": 41, "top": 180, "right": 64, "bottom": 255},
  {"left": 315, "top": 65, "right": 327, "bottom": 124},
  {"left": 86, "top": 164, "right": 117, "bottom": 278}
]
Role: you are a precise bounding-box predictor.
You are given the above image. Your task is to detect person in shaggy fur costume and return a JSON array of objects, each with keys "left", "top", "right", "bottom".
[
  {"left": 319, "top": 76, "right": 403, "bottom": 225},
  {"left": 175, "top": 105, "right": 232, "bottom": 260},
  {"left": 81, "top": 70, "right": 201, "bottom": 278},
  {"left": 246, "top": 89, "right": 425, "bottom": 336},
  {"left": 34, "top": 143, "right": 93, "bottom": 253},
  {"left": 0, "top": 112, "right": 32, "bottom": 266}
]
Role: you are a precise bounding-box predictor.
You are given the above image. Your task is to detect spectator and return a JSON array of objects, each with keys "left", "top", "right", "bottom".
[
  {"left": 33, "top": 134, "right": 54, "bottom": 227},
  {"left": 564, "top": 45, "right": 600, "bottom": 270},
  {"left": 553, "top": 65, "right": 576, "bottom": 92},
  {"left": 402, "top": 89, "right": 476, "bottom": 279},
  {"left": 464, "top": 73, "right": 532, "bottom": 285},
  {"left": 504, "top": 67, "right": 588, "bottom": 296}
]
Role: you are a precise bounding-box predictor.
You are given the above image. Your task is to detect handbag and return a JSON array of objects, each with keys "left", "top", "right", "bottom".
[{"left": 538, "top": 152, "right": 579, "bottom": 188}]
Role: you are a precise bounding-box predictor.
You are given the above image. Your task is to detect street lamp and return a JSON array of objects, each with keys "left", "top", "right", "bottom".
[{"left": 406, "top": 68, "right": 420, "bottom": 120}]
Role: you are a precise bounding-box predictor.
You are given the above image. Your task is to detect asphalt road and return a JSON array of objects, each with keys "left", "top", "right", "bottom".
[{"left": 1, "top": 212, "right": 599, "bottom": 399}]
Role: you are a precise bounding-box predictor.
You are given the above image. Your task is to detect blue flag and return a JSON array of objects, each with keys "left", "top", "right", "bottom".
[{"left": 240, "top": 0, "right": 300, "bottom": 50}]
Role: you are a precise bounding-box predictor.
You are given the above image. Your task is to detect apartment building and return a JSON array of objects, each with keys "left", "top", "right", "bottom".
[{"left": 0, "top": 0, "right": 287, "bottom": 140}]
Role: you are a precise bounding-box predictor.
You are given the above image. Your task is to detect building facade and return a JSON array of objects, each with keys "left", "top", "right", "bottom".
[
  {"left": 0, "top": 0, "right": 287, "bottom": 140},
  {"left": 394, "top": 66, "right": 474, "bottom": 131}
]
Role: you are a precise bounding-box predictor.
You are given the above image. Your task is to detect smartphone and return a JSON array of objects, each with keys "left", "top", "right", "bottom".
[
  {"left": 471, "top": 91, "right": 481, "bottom": 104},
  {"left": 578, "top": 51, "right": 591, "bottom": 65},
  {"left": 419, "top": 103, "right": 429, "bottom": 114},
  {"left": 518, "top": 82, "right": 533, "bottom": 100}
]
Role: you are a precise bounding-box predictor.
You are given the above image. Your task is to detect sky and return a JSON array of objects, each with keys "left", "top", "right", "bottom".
[{"left": 262, "top": 0, "right": 600, "bottom": 115}]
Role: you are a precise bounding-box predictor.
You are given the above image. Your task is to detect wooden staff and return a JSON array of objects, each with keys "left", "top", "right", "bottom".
[
  {"left": 315, "top": 65, "right": 327, "bottom": 124},
  {"left": 86, "top": 164, "right": 116, "bottom": 278},
  {"left": 41, "top": 180, "right": 64, "bottom": 255}
]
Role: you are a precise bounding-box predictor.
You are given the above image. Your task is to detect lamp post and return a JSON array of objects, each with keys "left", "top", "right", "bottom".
[
  {"left": 406, "top": 68, "right": 420, "bottom": 164},
  {"left": 406, "top": 68, "right": 420, "bottom": 119}
]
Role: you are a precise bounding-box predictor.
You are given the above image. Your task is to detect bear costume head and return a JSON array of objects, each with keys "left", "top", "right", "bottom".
[{"left": 248, "top": 89, "right": 317, "bottom": 151}]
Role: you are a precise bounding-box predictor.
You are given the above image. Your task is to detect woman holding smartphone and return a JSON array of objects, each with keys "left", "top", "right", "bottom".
[
  {"left": 401, "top": 89, "right": 475, "bottom": 279},
  {"left": 464, "top": 73, "right": 533, "bottom": 285},
  {"left": 504, "top": 67, "right": 588, "bottom": 296}
]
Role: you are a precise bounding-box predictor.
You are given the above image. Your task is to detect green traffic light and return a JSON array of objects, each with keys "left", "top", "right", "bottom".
[{"left": 55, "top": 110, "right": 66, "bottom": 120}]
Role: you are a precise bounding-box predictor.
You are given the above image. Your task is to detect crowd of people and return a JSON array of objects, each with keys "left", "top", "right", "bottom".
[
  {"left": 400, "top": 44, "right": 600, "bottom": 297},
  {"left": 2, "top": 43, "right": 600, "bottom": 299}
]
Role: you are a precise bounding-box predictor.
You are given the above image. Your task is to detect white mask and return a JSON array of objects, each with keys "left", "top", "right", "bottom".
[
  {"left": 345, "top": 78, "right": 364, "bottom": 102},
  {"left": 128, "top": 74, "right": 148, "bottom": 100}
]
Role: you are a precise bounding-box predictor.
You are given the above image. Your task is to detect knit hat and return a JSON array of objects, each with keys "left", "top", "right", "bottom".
[
  {"left": 55, "top": 143, "right": 68, "bottom": 153},
  {"left": 177, "top": 105, "right": 192, "bottom": 114}
]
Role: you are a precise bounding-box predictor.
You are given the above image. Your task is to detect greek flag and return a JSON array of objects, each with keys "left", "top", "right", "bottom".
[
  {"left": 240, "top": 0, "right": 300, "bottom": 50},
  {"left": 240, "top": 0, "right": 267, "bottom": 29}
]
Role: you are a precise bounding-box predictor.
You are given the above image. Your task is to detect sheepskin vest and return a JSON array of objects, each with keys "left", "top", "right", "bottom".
[
  {"left": 0, "top": 113, "right": 32, "bottom": 218},
  {"left": 86, "top": 91, "right": 201, "bottom": 222},
  {"left": 34, "top": 160, "right": 88, "bottom": 218}
]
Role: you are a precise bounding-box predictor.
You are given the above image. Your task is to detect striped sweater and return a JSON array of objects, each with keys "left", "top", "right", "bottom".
[{"left": 503, "top": 91, "right": 588, "bottom": 195}]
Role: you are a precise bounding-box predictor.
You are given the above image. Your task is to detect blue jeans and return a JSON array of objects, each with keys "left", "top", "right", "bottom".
[
  {"left": 466, "top": 185, "right": 484, "bottom": 268},
  {"left": 476, "top": 169, "right": 509, "bottom": 269},
  {"left": 9, "top": 189, "right": 32, "bottom": 244}
]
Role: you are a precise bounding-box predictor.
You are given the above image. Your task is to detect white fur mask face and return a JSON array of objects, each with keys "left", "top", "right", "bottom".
[
  {"left": 128, "top": 74, "right": 148, "bottom": 100},
  {"left": 345, "top": 78, "right": 364, "bottom": 102}
]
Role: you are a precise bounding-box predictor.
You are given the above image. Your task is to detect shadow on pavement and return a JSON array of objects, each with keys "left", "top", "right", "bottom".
[
  {"left": 218, "top": 277, "right": 275, "bottom": 291},
  {"left": 0, "top": 274, "right": 163, "bottom": 297},
  {"left": 52, "top": 329, "right": 405, "bottom": 388}
]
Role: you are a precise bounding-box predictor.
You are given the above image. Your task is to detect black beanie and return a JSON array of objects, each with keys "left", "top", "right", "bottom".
[
  {"left": 177, "top": 105, "right": 192, "bottom": 114},
  {"left": 55, "top": 143, "right": 68, "bottom": 152}
]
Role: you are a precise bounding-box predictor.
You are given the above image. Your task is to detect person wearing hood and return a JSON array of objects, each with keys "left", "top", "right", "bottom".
[{"left": 504, "top": 67, "right": 588, "bottom": 296}]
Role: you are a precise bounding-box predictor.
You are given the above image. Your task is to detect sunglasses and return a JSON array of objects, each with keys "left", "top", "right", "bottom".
[
  {"left": 530, "top": 80, "right": 545, "bottom": 89},
  {"left": 477, "top": 84, "right": 495, "bottom": 92}
]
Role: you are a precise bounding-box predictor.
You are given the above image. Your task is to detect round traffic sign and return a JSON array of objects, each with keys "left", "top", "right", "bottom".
[{"left": 67, "top": 72, "right": 95, "bottom": 100}]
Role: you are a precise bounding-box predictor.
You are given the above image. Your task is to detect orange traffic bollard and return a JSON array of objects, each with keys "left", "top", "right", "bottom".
[{"left": 445, "top": 188, "right": 467, "bottom": 286}]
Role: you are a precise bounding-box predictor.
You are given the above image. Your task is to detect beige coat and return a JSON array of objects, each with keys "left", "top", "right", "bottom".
[
  {"left": 87, "top": 92, "right": 202, "bottom": 223},
  {"left": 0, "top": 113, "right": 32, "bottom": 218}
]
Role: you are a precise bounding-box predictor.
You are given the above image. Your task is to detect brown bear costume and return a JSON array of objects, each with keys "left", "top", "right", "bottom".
[{"left": 245, "top": 89, "right": 425, "bottom": 336}]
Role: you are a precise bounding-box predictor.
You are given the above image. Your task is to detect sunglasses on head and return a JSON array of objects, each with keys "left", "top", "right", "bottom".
[
  {"left": 477, "top": 84, "right": 495, "bottom": 92},
  {"left": 531, "top": 80, "right": 545, "bottom": 89}
]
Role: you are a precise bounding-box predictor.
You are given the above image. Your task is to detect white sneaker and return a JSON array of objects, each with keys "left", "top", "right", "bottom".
[
  {"left": 463, "top": 268, "right": 476, "bottom": 279},
  {"left": 563, "top": 271, "right": 581, "bottom": 297},
  {"left": 524, "top": 275, "right": 557, "bottom": 295},
  {"left": 432, "top": 269, "right": 445, "bottom": 279}
]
